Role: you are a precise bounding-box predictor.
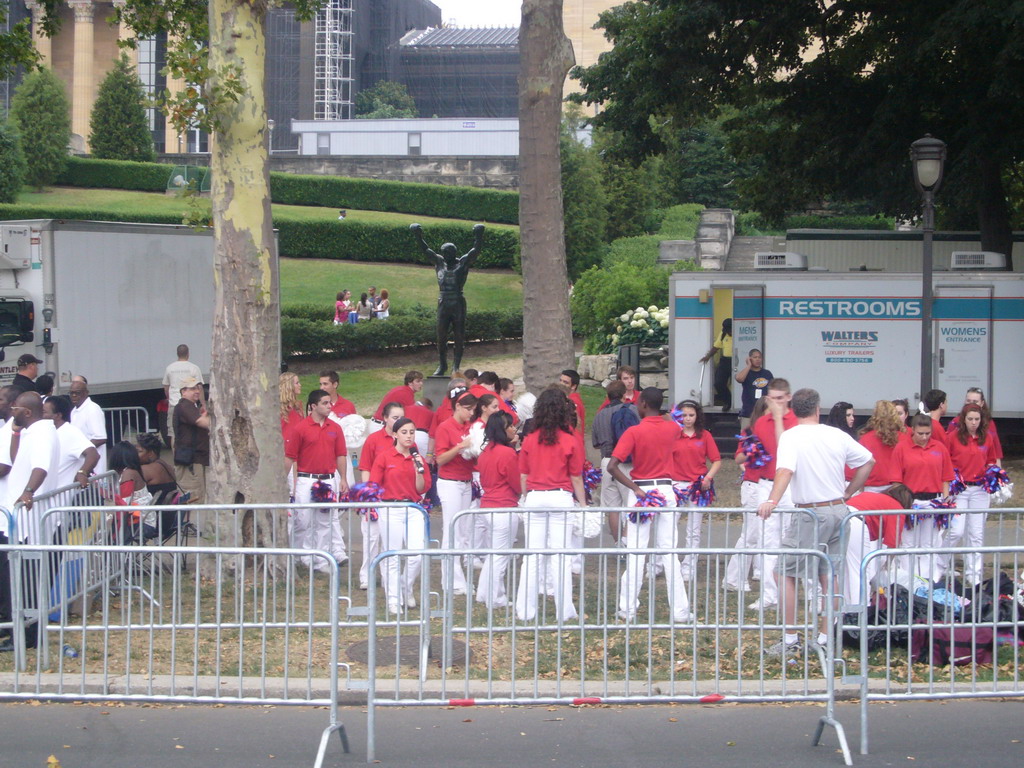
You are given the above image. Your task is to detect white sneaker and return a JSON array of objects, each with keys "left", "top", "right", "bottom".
[
  {"left": 616, "top": 609, "right": 636, "bottom": 622},
  {"left": 747, "top": 599, "right": 777, "bottom": 611},
  {"left": 722, "top": 581, "right": 751, "bottom": 592},
  {"left": 764, "top": 638, "right": 802, "bottom": 659},
  {"left": 405, "top": 593, "right": 417, "bottom": 609}
]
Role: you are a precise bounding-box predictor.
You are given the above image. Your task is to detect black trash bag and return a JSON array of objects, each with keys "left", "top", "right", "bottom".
[{"left": 962, "top": 572, "right": 1018, "bottom": 625}]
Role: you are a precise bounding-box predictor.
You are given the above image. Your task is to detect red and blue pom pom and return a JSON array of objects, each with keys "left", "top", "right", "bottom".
[
  {"left": 949, "top": 469, "right": 966, "bottom": 497},
  {"left": 310, "top": 479, "right": 337, "bottom": 504},
  {"left": 736, "top": 434, "right": 772, "bottom": 469},
  {"left": 629, "top": 489, "right": 667, "bottom": 523},
  {"left": 983, "top": 465, "right": 1011, "bottom": 494},
  {"left": 347, "top": 481, "right": 383, "bottom": 521},
  {"left": 670, "top": 407, "right": 686, "bottom": 429},
  {"left": 471, "top": 480, "right": 483, "bottom": 501},
  {"left": 582, "top": 461, "right": 602, "bottom": 503},
  {"left": 685, "top": 475, "right": 716, "bottom": 507}
]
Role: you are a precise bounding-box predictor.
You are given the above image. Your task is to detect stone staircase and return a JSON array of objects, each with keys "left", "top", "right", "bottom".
[{"left": 724, "top": 236, "right": 779, "bottom": 271}]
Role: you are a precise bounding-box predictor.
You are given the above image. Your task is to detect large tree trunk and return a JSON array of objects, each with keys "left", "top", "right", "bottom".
[
  {"left": 519, "top": 0, "right": 576, "bottom": 392},
  {"left": 975, "top": 155, "right": 1014, "bottom": 270},
  {"left": 204, "top": 0, "right": 287, "bottom": 571}
]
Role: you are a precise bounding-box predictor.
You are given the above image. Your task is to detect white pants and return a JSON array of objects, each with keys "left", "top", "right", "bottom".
[
  {"left": 842, "top": 516, "right": 879, "bottom": 606},
  {"left": 902, "top": 518, "right": 945, "bottom": 584},
  {"left": 675, "top": 482, "right": 703, "bottom": 576},
  {"left": 292, "top": 475, "right": 346, "bottom": 571},
  {"left": 515, "top": 490, "right": 577, "bottom": 623},
  {"left": 619, "top": 482, "right": 690, "bottom": 621},
  {"left": 358, "top": 514, "right": 382, "bottom": 589},
  {"left": 476, "top": 507, "right": 521, "bottom": 608},
  {"left": 471, "top": 472, "right": 488, "bottom": 558},
  {"left": 437, "top": 478, "right": 472, "bottom": 593},
  {"left": 749, "top": 478, "right": 793, "bottom": 606},
  {"left": 724, "top": 479, "right": 777, "bottom": 589},
  {"left": 377, "top": 504, "right": 427, "bottom": 612},
  {"left": 945, "top": 486, "right": 990, "bottom": 583}
]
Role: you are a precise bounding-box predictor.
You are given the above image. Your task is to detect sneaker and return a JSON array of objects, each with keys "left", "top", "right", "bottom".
[
  {"left": 722, "top": 581, "right": 750, "bottom": 592},
  {"left": 672, "top": 612, "right": 696, "bottom": 624},
  {"left": 405, "top": 594, "right": 417, "bottom": 610},
  {"left": 616, "top": 609, "right": 636, "bottom": 622},
  {"left": 764, "top": 638, "right": 803, "bottom": 659},
  {"left": 747, "top": 599, "right": 777, "bottom": 611}
]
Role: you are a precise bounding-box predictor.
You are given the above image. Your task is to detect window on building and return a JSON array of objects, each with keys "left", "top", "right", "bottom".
[{"left": 408, "top": 132, "right": 421, "bottom": 156}]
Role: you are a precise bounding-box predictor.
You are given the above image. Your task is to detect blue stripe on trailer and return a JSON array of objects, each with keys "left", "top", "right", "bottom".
[{"left": 673, "top": 297, "right": 714, "bottom": 319}]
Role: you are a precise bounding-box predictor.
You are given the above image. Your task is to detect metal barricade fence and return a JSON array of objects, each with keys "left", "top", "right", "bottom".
[
  {"left": 0, "top": 507, "right": 13, "bottom": 657},
  {"left": 9, "top": 473, "right": 118, "bottom": 670},
  {"left": 0, "top": 543, "right": 348, "bottom": 768},
  {"left": 852, "top": 543, "right": 1024, "bottom": 757},
  {"left": 103, "top": 406, "right": 151, "bottom": 446},
  {"left": 365, "top": 542, "right": 850, "bottom": 765}
]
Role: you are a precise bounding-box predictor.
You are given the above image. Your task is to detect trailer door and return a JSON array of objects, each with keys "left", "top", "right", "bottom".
[
  {"left": 732, "top": 287, "right": 765, "bottom": 378},
  {"left": 934, "top": 286, "right": 992, "bottom": 398}
]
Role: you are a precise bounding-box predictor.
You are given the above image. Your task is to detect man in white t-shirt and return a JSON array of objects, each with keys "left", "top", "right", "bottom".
[
  {"left": 163, "top": 345, "right": 205, "bottom": 442},
  {"left": 757, "top": 387, "right": 874, "bottom": 658},
  {"left": 68, "top": 376, "right": 107, "bottom": 473},
  {"left": 0, "top": 385, "right": 16, "bottom": 650},
  {"left": 44, "top": 395, "right": 100, "bottom": 489}
]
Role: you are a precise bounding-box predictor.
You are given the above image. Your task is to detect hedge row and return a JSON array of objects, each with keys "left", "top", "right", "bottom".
[
  {"left": 274, "top": 216, "right": 517, "bottom": 268},
  {"left": 282, "top": 308, "right": 523, "bottom": 359},
  {"left": 55, "top": 156, "right": 520, "bottom": 224},
  {"left": 270, "top": 171, "right": 518, "bottom": 225},
  {"left": 0, "top": 204, "right": 520, "bottom": 269}
]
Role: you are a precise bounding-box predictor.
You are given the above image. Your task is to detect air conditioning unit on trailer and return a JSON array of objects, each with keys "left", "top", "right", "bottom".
[
  {"left": 950, "top": 251, "right": 1006, "bottom": 270},
  {"left": 754, "top": 252, "right": 808, "bottom": 270}
]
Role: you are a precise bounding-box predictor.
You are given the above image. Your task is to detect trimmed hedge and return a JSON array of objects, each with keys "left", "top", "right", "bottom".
[
  {"left": 0, "top": 204, "right": 520, "bottom": 269},
  {"left": 282, "top": 308, "right": 523, "bottom": 359},
  {"left": 274, "top": 215, "right": 517, "bottom": 268},
  {"left": 55, "top": 156, "right": 520, "bottom": 224},
  {"left": 269, "top": 171, "right": 518, "bottom": 225}
]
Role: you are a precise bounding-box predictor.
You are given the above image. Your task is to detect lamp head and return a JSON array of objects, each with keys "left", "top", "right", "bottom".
[{"left": 910, "top": 134, "right": 947, "bottom": 194}]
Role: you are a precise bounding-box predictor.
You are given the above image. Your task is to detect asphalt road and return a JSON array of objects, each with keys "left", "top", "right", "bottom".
[{"left": 3, "top": 698, "right": 1022, "bottom": 768}]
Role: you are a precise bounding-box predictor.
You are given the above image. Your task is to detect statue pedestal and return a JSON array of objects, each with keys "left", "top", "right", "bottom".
[{"left": 422, "top": 375, "right": 451, "bottom": 411}]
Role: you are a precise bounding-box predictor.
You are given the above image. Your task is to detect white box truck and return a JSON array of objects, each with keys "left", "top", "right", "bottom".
[
  {"left": 669, "top": 255, "right": 1024, "bottom": 434},
  {"left": 0, "top": 219, "right": 215, "bottom": 409}
]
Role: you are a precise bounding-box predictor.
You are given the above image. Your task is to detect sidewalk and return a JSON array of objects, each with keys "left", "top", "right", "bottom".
[{"left": 3, "top": 698, "right": 1021, "bottom": 768}]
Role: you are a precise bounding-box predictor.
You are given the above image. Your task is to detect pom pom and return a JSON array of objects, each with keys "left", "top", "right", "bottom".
[
  {"left": 629, "top": 489, "right": 667, "bottom": 523},
  {"left": 347, "top": 481, "right": 383, "bottom": 520},
  {"left": 582, "top": 461, "right": 602, "bottom": 503},
  {"left": 949, "top": 469, "right": 966, "bottom": 497},
  {"left": 736, "top": 434, "right": 772, "bottom": 469},
  {"left": 670, "top": 407, "right": 686, "bottom": 429},
  {"left": 460, "top": 421, "right": 487, "bottom": 460},
  {"left": 515, "top": 391, "right": 537, "bottom": 422},
  {"left": 906, "top": 496, "right": 954, "bottom": 529},
  {"left": 471, "top": 480, "right": 483, "bottom": 501},
  {"left": 310, "top": 480, "right": 337, "bottom": 504},
  {"left": 982, "top": 464, "right": 1011, "bottom": 493},
  {"left": 339, "top": 414, "right": 368, "bottom": 451},
  {"left": 688, "top": 475, "right": 716, "bottom": 507}
]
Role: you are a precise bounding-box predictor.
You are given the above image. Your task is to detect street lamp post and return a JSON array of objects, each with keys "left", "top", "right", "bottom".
[
  {"left": 910, "top": 134, "right": 947, "bottom": 400},
  {"left": 268, "top": 118, "right": 275, "bottom": 155}
]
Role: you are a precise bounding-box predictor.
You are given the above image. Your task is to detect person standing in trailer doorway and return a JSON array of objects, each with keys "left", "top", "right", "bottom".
[{"left": 699, "top": 318, "right": 733, "bottom": 412}]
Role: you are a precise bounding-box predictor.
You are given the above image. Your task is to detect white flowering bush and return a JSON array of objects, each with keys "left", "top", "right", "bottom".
[{"left": 603, "top": 305, "right": 669, "bottom": 352}]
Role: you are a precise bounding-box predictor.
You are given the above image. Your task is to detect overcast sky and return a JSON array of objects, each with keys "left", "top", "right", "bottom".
[{"left": 431, "top": 0, "right": 522, "bottom": 27}]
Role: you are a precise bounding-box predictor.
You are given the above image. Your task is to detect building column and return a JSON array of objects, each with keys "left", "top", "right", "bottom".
[
  {"left": 164, "top": 32, "right": 186, "bottom": 154},
  {"left": 111, "top": 0, "right": 137, "bottom": 66},
  {"left": 24, "top": 1, "right": 52, "bottom": 65},
  {"left": 66, "top": 0, "right": 96, "bottom": 148}
]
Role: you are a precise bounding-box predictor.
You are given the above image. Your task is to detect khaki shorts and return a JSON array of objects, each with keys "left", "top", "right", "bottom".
[{"left": 778, "top": 502, "right": 847, "bottom": 577}]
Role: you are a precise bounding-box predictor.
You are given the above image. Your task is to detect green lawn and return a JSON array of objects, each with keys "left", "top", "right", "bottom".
[
  {"left": 280, "top": 257, "right": 521, "bottom": 312},
  {"left": 16, "top": 187, "right": 518, "bottom": 229}
]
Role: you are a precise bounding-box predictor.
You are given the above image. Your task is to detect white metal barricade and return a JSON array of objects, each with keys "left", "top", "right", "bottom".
[
  {"left": 0, "top": 543, "right": 348, "bottom": 768},
  {"left": 365, "top": 541, "right": 849, "bottom": 764},
  {"left": 103, "top": 406, "right": 152, "bottom": 446},
  {"left": 850, "top": 542, "right": 1024, "bottom": 757}
]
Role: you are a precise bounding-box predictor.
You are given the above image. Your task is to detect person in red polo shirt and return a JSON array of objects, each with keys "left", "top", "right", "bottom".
[
  {"left": 559, "top": 369, "right": 586, "bottom": 435},
  {"left": 476, "top": 411, "right": 521, "bottom": 609},
  {"left": 597, "top": 365, "right": 639, "bottom": 412},
  {"left": 435, "top": 389, "right": 477, "bottom": 595},
  {"left": 892, "top": 413, "right": 954, "bottom": 582},
  {"left": 370, "top": 417, "right": 431, "bottom": 614},
  {"left": 285, "top": 389, "right": 350, "bottom": 572},
  {"left": 944, "top": 404, "right": 1000, "bottom": 584},
  {"left": 355, "top": 402, "right": 404, "bottom": 589},
  {"left": 608, "top": 387, "right": 693, "bottom": 624},
  {"left": 747, "top": 378, "right": 798, "bottom": 611},
  {"left": 844, "top": 484, "right": 914, "bottom": 605},
  {"left": 855, "top": 400, "right": 905, "bottom": 492},
  {"left": 515, "top": 388, "right": 586, "bottom": 623},
  {"left": 671, "top": 400, "right": 722, "bottom": 579},
  {"left": 372, "top": 370, "right": 424, "bottom": 423},
  {"left": 319, "top": 370, "right": 357, "bottom": 418}
]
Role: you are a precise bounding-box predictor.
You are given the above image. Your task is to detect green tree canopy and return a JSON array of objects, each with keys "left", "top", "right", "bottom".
[
  {"left": 0, "top": 119, "right": 27, "bottom": 203},
  {"left": 560, "top": 108, "right": 607, "bottom": 279},
  {"left": 0, "top": 1, "right": 60, "bottom": 79},
  {"left": 89, "top": 54, "right": 155, "bottom": 161},
  {"left": 10, "top": 67, "right": 70, "bottom": 190},
  {"left": 354, "top": 80, "right": 418, "bottom": 119},
  {"left": 573, "top": 0, "right": 1024, "bottom": 262}
]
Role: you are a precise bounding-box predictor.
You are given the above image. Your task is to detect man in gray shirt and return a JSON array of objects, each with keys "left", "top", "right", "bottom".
[{"left": 591, "top": 380, "right": 637, "bottom": 542}]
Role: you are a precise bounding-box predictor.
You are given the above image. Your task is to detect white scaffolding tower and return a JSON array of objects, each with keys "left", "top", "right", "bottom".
[{"left": 314, "top": 0, "right": 354, "bottom": 121}]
